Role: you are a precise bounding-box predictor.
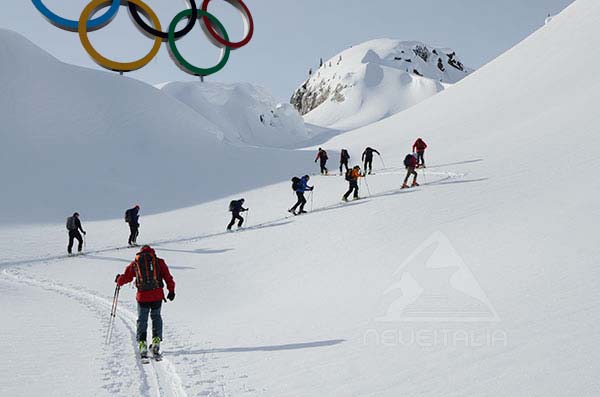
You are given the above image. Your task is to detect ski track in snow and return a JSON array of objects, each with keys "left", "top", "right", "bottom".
[
  {"left": 0, "top": 169, "right": 464, "bottom": 396},
  {"left": 0, "top": 170, "right": 463, "bottom": 269},
  {"left": 0, "top": 269, "right": 189, "bottom": 397}
]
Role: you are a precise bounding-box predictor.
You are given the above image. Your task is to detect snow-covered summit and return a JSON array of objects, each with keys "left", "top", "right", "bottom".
[
  {"left": 291, "top": 39, "right": 473, "bottom": 130},
  {"left": 158, "top": 81, "right": 311, "bottom": 148}
]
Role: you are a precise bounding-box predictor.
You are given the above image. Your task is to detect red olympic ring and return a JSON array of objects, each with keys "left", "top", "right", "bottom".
[{"left": 202, "top": 0, "right": 254, "bottom": 49}]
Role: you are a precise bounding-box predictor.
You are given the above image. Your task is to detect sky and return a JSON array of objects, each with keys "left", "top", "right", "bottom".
[{"left": 1, "top": 0, "right": 575, "bottom": 101}]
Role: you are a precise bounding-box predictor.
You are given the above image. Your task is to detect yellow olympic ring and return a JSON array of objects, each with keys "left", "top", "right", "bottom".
[{"left": 78, "top": 0, "right": 162, "bottom": 72}]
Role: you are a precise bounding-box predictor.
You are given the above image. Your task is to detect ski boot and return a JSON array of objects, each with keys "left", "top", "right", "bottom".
[
  {"left": 139, "top": 341, "right": 148, "bottom": 359},
  {"left": 150, "top": 337, "right": 161, "bottom": 356},
  {"left": 412, "top": 181, "right": 420, "bottom": 187},
  {"left": 401, "top": 183, "right": 410, "bottom": 189},
  {"left": 298, "top": 210, "right": 308, "bottom": 215}
]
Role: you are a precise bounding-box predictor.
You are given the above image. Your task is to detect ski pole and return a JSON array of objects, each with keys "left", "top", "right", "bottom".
[
  {"left": 310, "top": 190, "right": 314, "bottom": 212},
  {"left": 105, "top": 285, "right": 120, "bottom": 345},
  {"left": 246, "top": 209, "right": 250, "bottom": 227},
  {"left": 379, "top": 155, "right": 386, "bottom": 170},
  {"left": 363, "top": 176, "right": 372, "bottom": 197}
]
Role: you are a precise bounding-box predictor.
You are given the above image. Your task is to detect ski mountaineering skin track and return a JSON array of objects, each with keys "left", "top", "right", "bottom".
[
  {"left": 0, "top": 269, "right": 189, "bottom": 397},
  {"left": 0, "top": 168, "right": 466, "bottom": 395},
  {"left": 0, "top": 169, "right": 463, "bottom": 268}
]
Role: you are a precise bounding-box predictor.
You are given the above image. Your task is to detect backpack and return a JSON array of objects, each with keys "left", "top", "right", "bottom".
[
  {"left": 66, "top": 216, "right": 76, "bottom": 231},
  {"left": 345, "top": 169, "right": 354, "bottom": 181},
  {"left": 404, "top": 154, "right": 416, "bottom": 168},
  {"left": 229, "top": 200, "right": 239, "bottom": 212},
  {"left": 124, "top": 209, "right": 132, "bottom": 223},
  {"left": 291, "top": 177, "right": 301, "bottom": 191},
  {"left": 341, "top": 149, "right": 349, "bottom": 161},
  {"left": 133, "top": 251, "right": 164, "bottom": 292}
]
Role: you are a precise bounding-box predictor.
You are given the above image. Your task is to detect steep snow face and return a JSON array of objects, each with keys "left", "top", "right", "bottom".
[
  {"left": 0, "top": 29, "right": 313, "bottom": 224},
  {"left": 159, "top": 81, "right": 311, "bottom": 148},
  {"left": 291, "top": 39, "right": 472, "bottom": 130}
]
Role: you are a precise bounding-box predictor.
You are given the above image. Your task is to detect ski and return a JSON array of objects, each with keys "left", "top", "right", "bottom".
[{"left": 141, "top": 355, "right": 151, "bottom": 364}]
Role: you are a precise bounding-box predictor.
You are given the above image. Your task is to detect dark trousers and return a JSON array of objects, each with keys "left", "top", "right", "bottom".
[
  {"left": 417, "top": 151, "right": 425, "bottom": 166},
  {"left": 137, "top": 301, "right": 163, "bottom": 342},
  {"left": 319, "top": 159, "right": 328, "bottom": 174},
  {"left": 404, "top": 167, "right": 418, "bottom": 185},
  {"left": 227, "top": 211, "right": 244, "bottom": 229},
  {"left": 344, "top": 180, "right": 359, "bottom": 199},
  {"left": 291, "top": 192, "right": 307, "bottom": 212},
  {"left": 339, "top": 161, "right": 349, "bottom": 174},
  {"left": 364, "top": 158, "right": 373, "bottom": 174},
  {"left": 128, "top": 223, "right": 139, "bottom": 245},
  {"left": 68, "top": 230, "right": 83, "bottom": 254}
]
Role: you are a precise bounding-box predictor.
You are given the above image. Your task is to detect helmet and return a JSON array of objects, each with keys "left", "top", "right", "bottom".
[
  {"left": 240, "top": 198, "right": 245, "bottom": 203},
  {"left": 135, "top": 204, "right": 140, "bottom": 209},
  {"left": 73, "top": 212, "right": 79, "bottom": 217}
]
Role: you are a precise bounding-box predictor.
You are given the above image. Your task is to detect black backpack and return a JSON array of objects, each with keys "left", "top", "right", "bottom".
[
  {"left": 66, "top": 216, "right": 77, "bottom": 231},
  {"left": 345, "top": 169, "right": 354, "bottom": 181},
  {"left": 124, "top": 209, "right": 132, "bottom": 223},
  {"left": 404, "top": 154, "right": 415, "bottom": 167},
  {"left": 291, "top": 177, "right": 301, "bottom": 191},
  {"left": 229, "top": 200, "right": 241, "bottom": 212},
  {"left": 134, "top": 251, "right": 164, "bottom": 292},
  {"left": 341, "top": 149, "right": 349, "bottom": 161}
]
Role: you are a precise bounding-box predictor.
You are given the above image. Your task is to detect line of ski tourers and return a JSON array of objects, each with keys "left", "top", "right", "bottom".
[
  {"left": 62, "top": 138, "right": 428, "bottom": 362},
  {"left": 288, "top": 138, "right": 428, "bottom": 215},
  {"left": 64, "top": 138, "right": 429, "bottom": 253}
]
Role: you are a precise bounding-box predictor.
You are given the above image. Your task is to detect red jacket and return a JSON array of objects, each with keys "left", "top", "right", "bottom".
[
  {"left": 412, "top": 139, "right": 427, "bottom": 152},
  {"left": 117, "top": 246, "right": 175, "bottom": 303}
]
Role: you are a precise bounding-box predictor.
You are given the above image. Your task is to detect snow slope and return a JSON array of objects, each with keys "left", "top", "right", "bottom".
[
  {"left": 291, "top": 39, "right": 472, "bottom": 131},
  {"left": 2, "top": 0, "right": 600, "bottom": 395},
  {"left": 159, "top": 81, "right": 311, "bottom": 148},
  {"left": 0, "top": 29, "right": 312, "bottom": 224}
]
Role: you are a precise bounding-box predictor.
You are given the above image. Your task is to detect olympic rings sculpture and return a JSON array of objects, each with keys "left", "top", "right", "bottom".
[{"left": 31, "top": 0, "right": 254, "bottom": 76}]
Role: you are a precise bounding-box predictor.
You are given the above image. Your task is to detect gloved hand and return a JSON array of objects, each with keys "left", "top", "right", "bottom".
[
  {"left": 114, "top": 274, "right": 120, "bottom": 283},
  {"left": 167, "top": 291, "right": 175, "bottom": 301},
  {"left": 245, "top": 208, "right": 250, "bottom": 212},
  {"left": 82, "top": 231, "right": 87, "bottom": 235}
]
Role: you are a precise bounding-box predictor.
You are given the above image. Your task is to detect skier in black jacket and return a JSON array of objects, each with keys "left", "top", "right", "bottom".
[
  {"left": 339, "top": 149, "right": 350, "bottom": 175},
  {"left": 66, "top": 212, "right": 86, "bottom": 254},
  {"left": 362, "top": 147, "right": 381, "bottom": 175},
  {"left": 125, "top": 205, "right": 140, "bottom": 246},
  {"left": 228, "top": 199, "right": 249, "bottom": 230}
]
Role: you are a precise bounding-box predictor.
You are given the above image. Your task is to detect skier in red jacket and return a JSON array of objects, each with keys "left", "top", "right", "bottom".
[
  {"left": 315, "top": 148, "right": 329, "bottom": 175},
  {"left": 116, "top": 245, "right": 175, "bottom": 359},
  {"left": 412, "top": 138, "right": 428, "bottom": 168}
]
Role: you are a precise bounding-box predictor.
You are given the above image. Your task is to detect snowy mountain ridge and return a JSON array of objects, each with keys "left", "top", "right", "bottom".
[
  {"left": 158, "top": 81, "right": 311, "bottom": 148},
  {"left": 291, "top": 38, "right": 473, "bottom": 130}
]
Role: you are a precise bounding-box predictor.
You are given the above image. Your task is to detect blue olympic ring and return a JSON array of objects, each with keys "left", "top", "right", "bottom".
[{"left": 31, "top": 0, "right": 120, "bottom": 32}]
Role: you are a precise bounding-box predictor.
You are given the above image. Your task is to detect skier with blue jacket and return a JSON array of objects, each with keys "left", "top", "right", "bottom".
[{"left": 289, "top": 175, "right": 314, "bottom": 215}]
